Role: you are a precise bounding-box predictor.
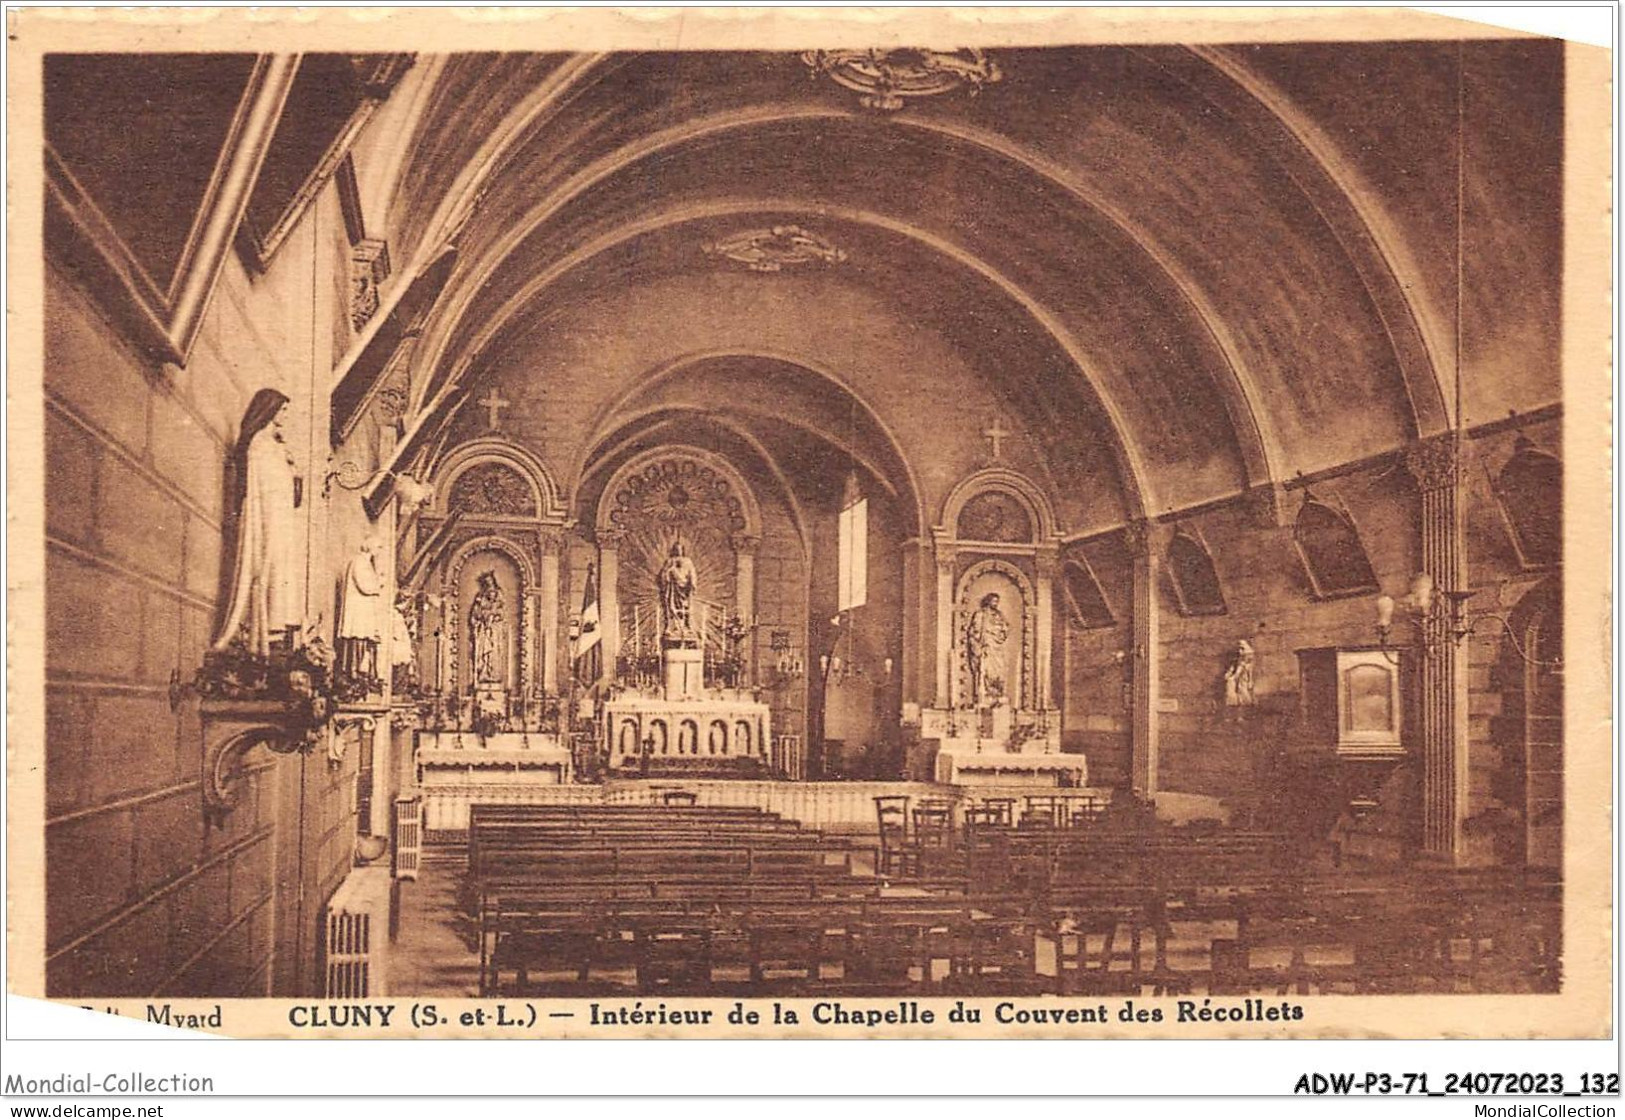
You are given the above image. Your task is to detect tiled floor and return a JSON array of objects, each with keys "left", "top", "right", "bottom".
[{"left": 390, "top": 855, "right": 481, "bottom": 996}]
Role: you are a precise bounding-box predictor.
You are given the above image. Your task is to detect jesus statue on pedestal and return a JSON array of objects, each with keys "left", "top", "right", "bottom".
[{"left": 658, "top": 540, "right": 698, "bottom": 638}]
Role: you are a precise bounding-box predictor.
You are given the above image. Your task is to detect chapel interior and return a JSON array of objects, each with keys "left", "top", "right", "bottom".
[{"left": 39, "top": 40, "right": 1567, "bottom": 1000}]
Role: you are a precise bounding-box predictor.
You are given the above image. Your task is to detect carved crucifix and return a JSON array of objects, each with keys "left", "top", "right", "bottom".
[
  {"left": 982, "top": 415, "right": 1012, "bottom": 461},
  {"left": 477, "top": 388, "right": 511, "bottom": 431}
]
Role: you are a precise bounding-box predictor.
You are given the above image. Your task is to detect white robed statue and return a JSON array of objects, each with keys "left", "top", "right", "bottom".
[
  {"left": 212, "top": 389, "right": 303, "bottom": 657},
  {"left": 964, "top": 591, "right": 1011, "bottom": 708},
  {"left": 338, "top": 536, "right": 388, "bottom": 680}
]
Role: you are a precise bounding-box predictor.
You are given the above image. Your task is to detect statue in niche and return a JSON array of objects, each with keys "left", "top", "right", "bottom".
[
  {"left": 964, "top": 591, "right": 1011, "bottom": 708},
  {"left": 212, "top": 388, "right": 304, "bottom": 657},
  {"left": 337, "top": 536, "right": 388, "bottom": 683},
  {"left": 468, "top": 570, "right": 510, "bottom": 686},
  {"left": 658, "top": 540, "right": 698, "bottom": 637},
  {"left": 1224, "top": 640, "right": 1257, "bottom": 707}
]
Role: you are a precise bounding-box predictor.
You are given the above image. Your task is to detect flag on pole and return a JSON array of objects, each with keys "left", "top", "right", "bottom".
[{"left": 574, "top": 561, "right": 602, "bottom": 688}]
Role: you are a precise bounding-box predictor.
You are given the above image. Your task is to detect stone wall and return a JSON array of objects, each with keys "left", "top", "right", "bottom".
[
  {"left": 1058, "top": 414, "right": 1562, "bottom": 865},
  {"left": 43, "top": 185, "right": 364, "bottom": 997}
]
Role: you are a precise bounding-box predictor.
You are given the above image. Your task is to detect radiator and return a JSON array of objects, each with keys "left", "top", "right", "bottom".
[
  {"left": 773, "top": 734, "right": 805, "bottom": 781},
  {"left": 322, "top": 866, "right": 392, "bottom": 998},
  {"left": 393, "top": 796, "right": 422, "bottom": 881}
]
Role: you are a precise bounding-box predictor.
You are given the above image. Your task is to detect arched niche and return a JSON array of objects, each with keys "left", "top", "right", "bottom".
[
  {"left": 929, "top": 466, "right": 1061, "bottom": 723},
  {"left": 441, "top": 534, "right": 537, "bottom": 697},
  {"left": 589, "top": 446, "right": 765, "bottom": 674},
  {"left": 409, "top": 437, "right": 568, "bottom": 697},
  {"left": 953, "top": 558, "right": 1038, "bottom": 711}
]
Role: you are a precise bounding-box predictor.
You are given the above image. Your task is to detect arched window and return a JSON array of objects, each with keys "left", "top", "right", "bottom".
[
  {"left": 1495, "top": 439, "right": 1562, "bottom": 568},
  {"left": 1294, "top": 494, "right": 1379, "bottom": 598},
  {"left": 1166, "top": 531, "right": 1226, "bottom": 616},
  {"left": 838, "top": 475, "right": 868, "bottom": 611},
  {"left": 1062, "top": 558, "right": 1115, "bottom": 629}
]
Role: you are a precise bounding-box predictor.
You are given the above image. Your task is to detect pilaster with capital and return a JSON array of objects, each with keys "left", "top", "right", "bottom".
[
  {"left": 731, "top": 534, "right": 761, "bottom": 684},
  {"left": 898, "top": 539, "right": 924, "bottom": 706},
  {"left": 1404, "top": 434, "right": 1470, "bottom": 860},
  {"left": 1122, "top": 519, "right": 1161, "bottom": 798},
  {"left": 933, "top": 541, "right": 958, "bottom": 708},
  {"left": 537, "top": 526, "right": 566, "bottom": 694},
  {"left": 596, "top": 528, "right": 625, "bottom": 682},
  {"left": 731, "top": 533, "right": 761, "bottom": 622},
  {"left": 1034, "top": 545, "right": 1060, "bottom": 710}
]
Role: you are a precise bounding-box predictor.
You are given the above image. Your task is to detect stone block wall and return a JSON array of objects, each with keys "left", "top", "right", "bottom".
[
  {"left": 1058, "top": 415, "right": 1563, "bottom": 864},
  {"left": 43, "top": 185, "right": 363, "bottom": 997}
]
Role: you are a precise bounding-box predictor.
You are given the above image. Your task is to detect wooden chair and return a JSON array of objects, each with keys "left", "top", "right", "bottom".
[
  {"left": 963, "top": 805, "right": 1005, "bottom": 832},
  {"left": 1022, "top": 795, "right": 1063, "bottom": 829},
  {"left": 912, "top": 801, "right": 957, "bottom": 876},
  {"left": 982, "top": 797, "right": 1018, "bottom": 827},
  {"left": 1064, "top": 792, "right": 1107, "bottom": 828},
  {"left": 1048, "top": 906, "right": 1155, "bottom": 995},
  {"left": 874, "top": 795, "right": 913, "bottom": 878}
]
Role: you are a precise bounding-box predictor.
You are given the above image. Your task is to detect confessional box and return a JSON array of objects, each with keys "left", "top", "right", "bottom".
[{"left": 1296, "top": 647, "right": 1405, "bottom": 759}]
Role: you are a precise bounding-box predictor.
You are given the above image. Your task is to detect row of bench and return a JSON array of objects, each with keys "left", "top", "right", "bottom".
[
  {"left": 479, "top": 886, "right": 1560, "bottom": 997},
  {"left": 481, "top": 893, "right": 1035, "bottom": 996},
  {"left": 464, "top": 805, "right": 883, "bottom": 959},
  {"left": 455, "top": 803, "right": 1560, "bottom": 997}
]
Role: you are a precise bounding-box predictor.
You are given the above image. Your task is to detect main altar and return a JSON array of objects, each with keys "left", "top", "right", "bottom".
[
  {"left": 392, "top": 440, "right": 1095, "bottom": 832},
  {"left": 602, "top": 540, "right": 772, "bottom": 777}
]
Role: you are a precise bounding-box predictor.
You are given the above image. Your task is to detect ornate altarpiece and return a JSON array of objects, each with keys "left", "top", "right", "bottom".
[
  {"left": 411, "top": 438, "right": 570, "bottom": 706},
  {"left": 920, "top": 468, "right": 1081, "bottom": 785},
  {"left": 592, "top": 448, "right": 773, "bottom": 776}
]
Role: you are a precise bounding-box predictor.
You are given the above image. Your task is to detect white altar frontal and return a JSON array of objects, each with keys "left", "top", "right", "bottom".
[
  {"left": 415, "top": 730, "right": 572, "bottom": 783},
  {"left": 603, "top": 687, "right": 771, "bottom": 775},
  {"left": 917, "top": 706, "right": 1083, "bottom": 786}
]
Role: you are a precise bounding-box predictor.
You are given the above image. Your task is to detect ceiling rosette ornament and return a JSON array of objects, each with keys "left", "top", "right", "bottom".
[
  {"left": 702, "top": 225, "right": 848, "bottom": 273},
  {"left": 801, "top": 48, "right": 1002, "bottom": 111}
]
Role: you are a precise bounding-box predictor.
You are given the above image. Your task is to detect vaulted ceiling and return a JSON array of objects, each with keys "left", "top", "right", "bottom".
[{"left": 368, "top": 41, "right": 1563, "bottom": 537}]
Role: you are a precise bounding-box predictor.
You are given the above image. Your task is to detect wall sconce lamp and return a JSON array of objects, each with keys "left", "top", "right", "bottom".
[
  {"left": 1376, "top": 573, "right": 1558, "bottom": 667},
  {"left": 323, "top": 461, "right": 432, "bottom": 509}
]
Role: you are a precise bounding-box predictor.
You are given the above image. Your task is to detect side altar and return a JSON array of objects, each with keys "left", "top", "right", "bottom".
[
  {"left": 917, "top": 707, "right": 1081, "bottom": 786},
  {"left": 416, "top": 729, "right": 572, "bottom": 783},
  {"left": 907, "top": 468, "right": 1085, "bottom": 788}
]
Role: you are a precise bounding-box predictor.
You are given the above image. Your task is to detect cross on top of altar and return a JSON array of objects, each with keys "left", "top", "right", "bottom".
[
  {"left": 478, "top": 389, "right": 511, "bottom": 431},
  {"left": 982, "top": 415, "right": 1012, "bottom": 461}
]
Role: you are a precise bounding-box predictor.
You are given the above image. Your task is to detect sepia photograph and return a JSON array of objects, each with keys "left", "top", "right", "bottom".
[{"left": 5, "top": 5, "right": 1613, "bottom": 1057}]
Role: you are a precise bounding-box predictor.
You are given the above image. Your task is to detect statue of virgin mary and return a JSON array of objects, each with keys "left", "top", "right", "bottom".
[
  {"left": 212, "top": 389, "right": 303, "bottom": 657},
  {"left": 468, "top": 570, "right": 510, "bottom": 686}
]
